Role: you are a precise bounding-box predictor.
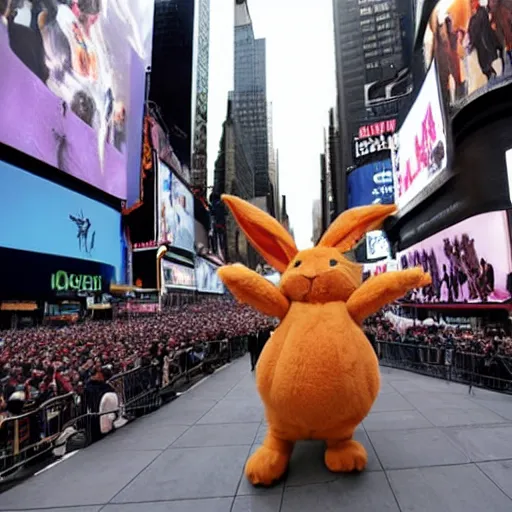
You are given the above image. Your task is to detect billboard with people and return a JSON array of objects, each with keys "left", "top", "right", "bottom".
[
  {"left": 397, "top": 210, "right": 512, "bottom": 304},
  {"left": 0, "top": 160, "right": 123, "bottom": 282},
  {"left": 161, "top": 260, "right": 196, "bottom": 291},
  {"left": 195, "top": 257, "right": 225, "bottom": 294},
  {"left": 424, "top": 0, "right": 512, "bottom": 115},
  {"left": 394, "top": 62, "right": 447, "bottom": 210},
  {"left": 0, "top": 0, "right": 155, "bottom": 200},
  {"left": 347, "top": 159, "right": 394, "bottom": 208},
  {"left": 157, "top": 160, "right": 195, "bottom": 254}
]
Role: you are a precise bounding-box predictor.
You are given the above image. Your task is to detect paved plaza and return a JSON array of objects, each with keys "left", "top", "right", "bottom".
[{"left": 2, "top": 356, "right": 512, "bottom": 512}]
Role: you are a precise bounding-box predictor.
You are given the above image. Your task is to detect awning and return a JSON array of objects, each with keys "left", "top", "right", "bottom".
[
  {"left": 87, "top": 303, "right": 112, "bottom": 310},
  {"left": 110, "top": 284, "right": 137, "bottom": 294},
  {"left": 1, "top": 302, "right": 39, "bottom": 311}
]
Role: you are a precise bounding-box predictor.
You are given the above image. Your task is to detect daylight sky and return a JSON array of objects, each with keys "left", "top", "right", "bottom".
[{"left": 207, "top": 0, "right": 337, "bottom": 250}]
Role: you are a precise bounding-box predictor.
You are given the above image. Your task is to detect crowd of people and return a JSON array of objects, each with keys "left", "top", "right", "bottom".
[
  {"left": 364, "top": 311, "right": 512, "bottom": 358},
  {"left": 0, "top": 298, "right": 273, "bottom": 413}
]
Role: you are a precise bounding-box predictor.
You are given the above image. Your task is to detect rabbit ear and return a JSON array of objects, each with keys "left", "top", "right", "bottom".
[
  {"left": 222, "top": 194, "right": 298, "bottom": 273},
  {"left": 318, "top": 204, "right": 397, "bottom": 252}
]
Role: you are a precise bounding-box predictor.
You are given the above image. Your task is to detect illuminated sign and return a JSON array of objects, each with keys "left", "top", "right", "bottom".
[
  {"left": 51, "top": 271, "right": 102, "bottom": 293},
  {"left": 358, "top": 119, "right": 396, "bottom": 139}
]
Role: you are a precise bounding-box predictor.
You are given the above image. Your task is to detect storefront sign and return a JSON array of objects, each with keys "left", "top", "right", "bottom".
[
  {"left": 353, "top": 133, "right": 394, "bottom": 161},
  {"left": 51, "top": 271, "right": 102, "bottom": 293},
  {"left": 358, "top": 119, "right": 396, "bottom": 139}
]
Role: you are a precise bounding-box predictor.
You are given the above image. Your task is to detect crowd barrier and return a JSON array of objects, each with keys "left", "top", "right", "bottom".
[
  {"left": 374, "top": 340, "right": 512, "bottom": 394},
  {"left": 0, "top": 336, "right": 249, "bottom": 482}
]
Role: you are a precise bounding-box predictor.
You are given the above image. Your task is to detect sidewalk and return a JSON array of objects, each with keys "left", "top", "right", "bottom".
[{"left": 2, "top": 356, "right": 512, "bottom": 512}]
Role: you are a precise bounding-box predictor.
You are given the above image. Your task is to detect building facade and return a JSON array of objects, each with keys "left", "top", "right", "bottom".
[
  {"left": 191, "top": 0, "right": 211, "bottom": 195},
  {"left": 232, "top": 0, "right": 270, "bottom": 199},
  {"left": 332, "top": 0, "right": 413, "bottom": 214}
]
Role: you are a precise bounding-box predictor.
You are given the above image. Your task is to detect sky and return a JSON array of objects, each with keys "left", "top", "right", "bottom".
[{"left": 207, "top": 0, "right": 337, "bottom": 250}]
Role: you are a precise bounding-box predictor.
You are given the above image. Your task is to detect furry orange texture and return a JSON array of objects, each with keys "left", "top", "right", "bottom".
[{"left": 218, "top": 195, "right": 431, "bottom": 487}]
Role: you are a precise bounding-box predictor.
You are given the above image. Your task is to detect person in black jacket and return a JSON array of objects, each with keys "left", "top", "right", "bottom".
[
  {"left": 256, "top": 329, "right": 271, "bottom": 365},
  {"left": 248, "top": 333, "right": 258, "bottom": 371}
]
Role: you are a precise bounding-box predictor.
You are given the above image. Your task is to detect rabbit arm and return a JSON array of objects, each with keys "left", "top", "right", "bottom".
[
  {"left": 218, "top": 264, "right": 290, "bottom": 319},
  {"left": 347, "top": 268, "right": 432, "bottom": 325}
]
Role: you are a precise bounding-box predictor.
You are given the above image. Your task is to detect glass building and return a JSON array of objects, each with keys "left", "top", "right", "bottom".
[{"left": 232, "top": 0, "right": 270, "bottom": 198}]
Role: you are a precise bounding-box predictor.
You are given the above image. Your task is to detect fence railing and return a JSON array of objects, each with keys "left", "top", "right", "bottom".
[
  {"left": 0, "top": 336, "right": 249, "bottom": 482},
  {"left": 375, "top": 340, "right": 512, "bottom": 394}
]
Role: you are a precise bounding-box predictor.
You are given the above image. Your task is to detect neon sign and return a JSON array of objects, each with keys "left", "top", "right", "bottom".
[{"left": 51, "top": 271, "right": 102, "bottom": 292}]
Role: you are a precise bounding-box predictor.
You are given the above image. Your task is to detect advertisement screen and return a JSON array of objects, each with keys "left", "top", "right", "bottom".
[
  {"left": 347, "top": 160, "right": 394, "bottom": 208},
  {"left": 397, "top": 210, "right": 512, "bottom": 304},
  {"left": 424, "top": 0, "right": 512, "bottom": 115},
  {"left": 162, "top": 260, "right": 196, "bottom": 291},
  {"left": 395, "top": 62, "right": 447, "bottom": 210},
  {"left": 158, "top": 160, "right": 195, "bottom": 253},
  {"left": 0, "top": 161, "right": 123, "bottom": 281},
  {"left": 0, "top": 1, "right": 155, "bottom": 199},
  {"left": 366, "top": 230, "right": 391, "bottom": 260},
  {"left": 195, "top": 257, "right": 225, "bottom": 294}
]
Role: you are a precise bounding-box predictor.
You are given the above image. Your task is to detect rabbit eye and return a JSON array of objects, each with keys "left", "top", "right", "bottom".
[
  {"left": 294, "top": 260, "right": 302, "bottom": 268},
  {"left": 329, "top": 259, "right": 338, "bottom": 267}
]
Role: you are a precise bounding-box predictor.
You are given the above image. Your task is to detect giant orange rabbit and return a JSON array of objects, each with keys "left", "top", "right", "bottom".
[{"left": 218, "top": 195, "right": 431, "bottom": 487}]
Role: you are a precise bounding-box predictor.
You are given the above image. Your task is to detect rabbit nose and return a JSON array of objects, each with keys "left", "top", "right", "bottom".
[{"left": 303, "top": 275, "right": 316, "bottom": 282}]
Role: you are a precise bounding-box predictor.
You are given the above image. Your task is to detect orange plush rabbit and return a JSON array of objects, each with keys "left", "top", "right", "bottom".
[{"left": 218, "top": 195, "right": 431, "bottom": 487}]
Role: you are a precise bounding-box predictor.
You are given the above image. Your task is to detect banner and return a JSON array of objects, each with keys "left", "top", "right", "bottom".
[
  {"left": 347, "top": 160, "right": 394, "bottom": 208},
  {"left": 424, "top": 0, "right": 512, "bottom": 115},
  {"left": 358, "top": 120, "right": 396, "bottom": 139},
  {"left": 395, "top": 62, "right": 447, "bottom": 210},
  {"left": 353, "top": 134, "right": 394, "bottom": 162},
  {"left": 161, "top": 260, "right": 196, "bottom": 291},
  {"left": 0, "top": 161, "right": 123, "bottom": 282},
  {"left": 0, "top": 0, "right": 154, "bottom": 199},
  {"left": 157, "top": 160, "right": 195, "bottom": 253},
  {"left": 397, "top": 210, "right": 512, "bottom": 304}
]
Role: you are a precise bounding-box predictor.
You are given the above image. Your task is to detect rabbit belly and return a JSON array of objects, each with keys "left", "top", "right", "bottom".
[{"left": 256, "top": 301, "right": 380, "bottom": 435}]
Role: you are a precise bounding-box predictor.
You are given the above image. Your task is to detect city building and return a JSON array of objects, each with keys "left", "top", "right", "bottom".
[
  {"left": 312, "top": 198, "right": 323, "bottom": 245},
  {"left": 191, "top": 0, "right": 211, "bottom": 195},
  {"left": 268, "top": 103, "right": 280, "bottom": 221},
  {"left": 232, "top": 0, "right": 271, "bottom": 201},
  {"left": 332, "top": 0, "right": 413, "bottom": 214}
]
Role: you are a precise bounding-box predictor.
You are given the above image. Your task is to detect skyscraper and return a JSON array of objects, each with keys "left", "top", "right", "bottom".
[
  {"left": 332, "top": 0, "right": 413, "bottom": 213},
  {"left": 232, "top": 0, "right": 270, "bottom": 199}
]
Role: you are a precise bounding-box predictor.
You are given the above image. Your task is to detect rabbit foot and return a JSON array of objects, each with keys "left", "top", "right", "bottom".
[
  {"left": 324, "top": 439, "right": 367, "bottom": 473},
  {"left": 245, "top": 445, "right": 290, "bottom": 486}
]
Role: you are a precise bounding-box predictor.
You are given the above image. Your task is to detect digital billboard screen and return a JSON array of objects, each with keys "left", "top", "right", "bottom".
[
  {"left": 0, "top": 1, "right": 155, "bottom": 201},
  {"left": 395, "top": 62, "right": 447, "bottom": 210},
  {"left": 366, "top": 230, "right": 391, "bottom": 261},
  {"left": 0, "top": 160, "right": 123, "bottom": 282},
  {"left": 424, "top": 0, "right": 512, "bottom": 116},
  {"left": 162, "top": 260, "right": 196, "bottom": 291},
  {"left": 195, "top": 257, "right": 225, "bottom": 294},
  {"left": 347, "top": 159, "right": 394, "bottom": 208},
  {"left": 397, "top": 210, "right": 512, "bottom": 304},
  {"left": 158, "top": 160, "right": 195, "bottom": 253}
]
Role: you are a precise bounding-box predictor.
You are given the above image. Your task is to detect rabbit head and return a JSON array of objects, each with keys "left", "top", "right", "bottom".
[{"left": 221, "top": 195, "right": 397, "bottom": 304}]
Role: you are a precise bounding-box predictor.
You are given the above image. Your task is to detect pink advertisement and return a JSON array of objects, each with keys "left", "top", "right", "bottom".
[{"left": 397, "top": 211, "right": 512, "bottom": 304}]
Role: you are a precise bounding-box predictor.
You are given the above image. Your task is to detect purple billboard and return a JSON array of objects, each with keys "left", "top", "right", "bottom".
[
  {"left": 0, "top": 1, "right": 154, "bottom": 201},
  {"left": 397, "top": 211, "right": 512, "bottom": 304}
]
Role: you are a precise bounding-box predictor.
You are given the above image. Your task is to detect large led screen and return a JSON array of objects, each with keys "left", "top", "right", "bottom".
[
  {"left": 0, "top": 1, "right": 155, "bottom": 200},
  {"left": 424, "top": 0, "right": 512, "bottom": 115},
  {"left": 397, "top": 210, "right": 512, "bottom": 304},
  {"left": 395, "top": 62, "right": 447, "bottom": 210},
  {"left": 195, "top": 257, "right": 225, "bottom": 294},
  {"left": 347, "top": 160, "right": 394, "bottom": 208},
  {"left": 0, "top": 160, "right": 123, "bottom": 281},
  {"left": 158, "top": 160, "right": 195, "bottom": 253},
  {"left": 161, "top": 260, "right": 196, "bottom": 291}
]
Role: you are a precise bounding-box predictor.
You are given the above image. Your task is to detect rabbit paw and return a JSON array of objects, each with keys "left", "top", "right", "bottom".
[
  {"left": 245, "top": 445, "right": 290, "bottom": 486},
  {"left": 412, "top": 267, "right": 432, "bottom": 287},
  {"left": 324, "top": 440, "right": 368, "bottom": 473}
]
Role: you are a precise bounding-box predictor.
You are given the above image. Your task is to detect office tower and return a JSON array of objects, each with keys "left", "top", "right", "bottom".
[
  {"left": 191, "top": 0, "right": 211, "bottom": 195},
  {"left": 232, "top": 0, "right": 270, "bottom": 199},
  {"left": 268, "top": 102, "right": 279, "bottom": 219},
  {"left": 312, "top": 199, "right": 323, "bottom": 244},
  {"left": 332, "top": 0, "right": 413, "bottom": 212}
]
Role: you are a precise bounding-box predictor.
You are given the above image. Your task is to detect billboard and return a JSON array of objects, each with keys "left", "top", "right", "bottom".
[
  {"left": 347, "top": 160, "right": 394, "bottom": 208},
  {"left": 397, "top": 210, "right": 512, "bottom": 304},
  {"left": 0, "top": 1, "right": 155, "bottom": 200},
  {"left": 195, "top": 257, "right": 224, "bottom": 294},
  {"left": 157, "top": 160, "right": 195, "bottom": 253},
  {"left": 366, "top": 230, "right": 391, "bottom": 260},
  {"left": 424, "top": 0, "right": 512, "bottom": 115},
  {"left": 395, "top": 62, "right": 447, "bottom": 210},
  {"left": 161, "top": 260, "right": 196, "bottom": 290},
  {"left": 0, "top": 161, "right": 123, "bottom": 281}
]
